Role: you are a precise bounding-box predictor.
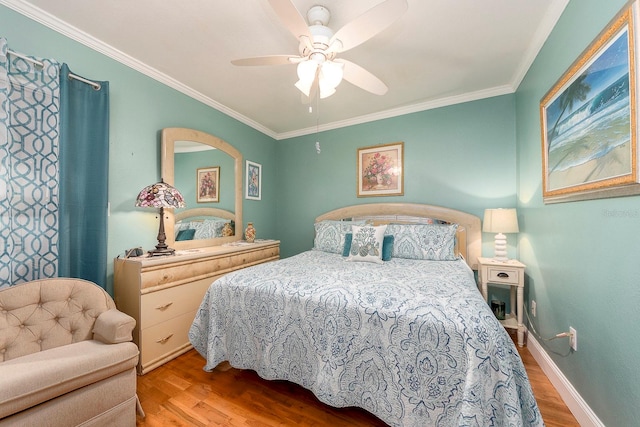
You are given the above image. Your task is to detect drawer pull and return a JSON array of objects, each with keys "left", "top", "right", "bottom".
[
  {"left": 497, "top": 272, "right": 509, "bottom": 278},
  {"left": 155, "top": 302, "right": 173, "bottom": 311},
  {"left": 156, "top": 334, "right": 174, "bottom": 344}
]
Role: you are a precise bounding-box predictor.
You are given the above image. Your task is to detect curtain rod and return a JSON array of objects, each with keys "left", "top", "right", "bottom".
[{"left": 7, "top": 49, "right": 102, "bottom": 90}]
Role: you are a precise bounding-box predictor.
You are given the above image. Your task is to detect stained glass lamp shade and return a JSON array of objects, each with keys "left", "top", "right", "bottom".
[{"left": 135, "top": 179, "right": 185, "bottom": 256}]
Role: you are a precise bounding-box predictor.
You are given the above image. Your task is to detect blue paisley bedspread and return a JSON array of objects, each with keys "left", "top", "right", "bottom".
[{"left": 189, "top": 251, "right": 543, "bottom": 427}]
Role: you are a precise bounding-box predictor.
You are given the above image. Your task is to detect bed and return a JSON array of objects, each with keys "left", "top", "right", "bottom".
[{"left": 189, "top": 203, "right": 542, "bottom": 426}]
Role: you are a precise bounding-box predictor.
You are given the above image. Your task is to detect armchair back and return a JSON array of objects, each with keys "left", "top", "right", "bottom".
[{"left": 0, "top": 278, "right": 116, "bottom": 362}]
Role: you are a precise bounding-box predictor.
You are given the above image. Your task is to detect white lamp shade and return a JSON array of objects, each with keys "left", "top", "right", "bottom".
[
  {"left": 297, "top": 59, "right": 318, "bottom": 81},
  {"left": 483, "top": 208, "right": 519, "bottom": 233},
  {"left": 320, "top": 60, "right": 344, "bottom": 88},
  {"left": 295, "top": 58, "right": 344, "bottom": 99},
  {"left": 295, "top": 79, "right": 313, "bottom": 97},
  {"left": 319, "top": 82, "right": 336, "bottom": 99},
  {"left": 295, "top": 60, "right": 318, "bottom": 96},
  {"left": 483, "top": 208, "right": 518, "bottom": 261}
]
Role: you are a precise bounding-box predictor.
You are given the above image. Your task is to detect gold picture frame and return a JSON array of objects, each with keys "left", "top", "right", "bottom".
[
  {"left": 540, "top": 5, "right": 640, "bottom": 203},
  {"left": 357, "top": 142, "right": 404, "bottom": 197},
  {"left": 196, "top": 166, "right": 220, "bottom": 203}
]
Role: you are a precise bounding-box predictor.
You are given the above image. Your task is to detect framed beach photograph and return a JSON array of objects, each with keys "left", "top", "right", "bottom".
[
  {"left": 196, "top": 166, "right": 220, "bottom": 203},
  {"left": 357, "top": 142, "right": 404, "bottom": 197},
  {"left": 245, "top": 160, "right": 262, "bottom": 200},
  {"left": 540, "top": 5, "right": 640, "bottom": 203}
]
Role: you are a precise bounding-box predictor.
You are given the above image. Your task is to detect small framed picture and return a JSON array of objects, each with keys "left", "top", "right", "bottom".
[
  {"left": 196, "top": 166, "right": 220, "bottom": 203},
  {"left": 245, "top": 160, "right": 262, "bottom": 200},
  {"left": 357, "top": 142, "right": 404, "bottom": 197}
]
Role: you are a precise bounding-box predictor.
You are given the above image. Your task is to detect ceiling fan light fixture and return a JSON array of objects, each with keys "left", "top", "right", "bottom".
[
  {"left": 234, "top": 0, "right": 408, "bottom": 99},
  {"left": 297, "top": 59, "right": 318, "bottom": 80},
  {"left": 295, "top": 79, "right": 313, "bottom": 96},
  {"left": 320, "top": 60, "right": 344, "bottom": 88},
  {"left": 319, "top": 83, "right": 336, "bottom": 99}
]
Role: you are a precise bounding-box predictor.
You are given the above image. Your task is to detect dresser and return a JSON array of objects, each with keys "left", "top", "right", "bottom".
[{"left": 113, "top": 240, "right": 280, "bottom": 374}]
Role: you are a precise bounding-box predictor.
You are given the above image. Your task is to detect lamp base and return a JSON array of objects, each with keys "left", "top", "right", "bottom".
[
  {"left": 148, "top": 206, "right": 176, "bottom": 257},
  {"left": 147, "top": 247, "right": 176, "bottom": 257},
  {"left": 493, "top": 232, "right": 508, "bottom": 261}
]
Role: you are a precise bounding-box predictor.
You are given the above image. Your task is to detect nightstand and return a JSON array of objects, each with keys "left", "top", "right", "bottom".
[{"left": 477, "top": 257, "right": 526, "bottom": 347}]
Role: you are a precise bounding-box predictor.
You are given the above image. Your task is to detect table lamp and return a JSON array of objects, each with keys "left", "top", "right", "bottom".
[
  {"left": 136, "top": 179, "right": 185, "bottom": 256},
  {"left": 483, "top": 208, "right": 519, "bottom": 261}
]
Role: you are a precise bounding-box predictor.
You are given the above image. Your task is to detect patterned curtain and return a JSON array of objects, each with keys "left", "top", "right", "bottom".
[{"left": 0, "top": 38, "right": 60, "bottom": 288}]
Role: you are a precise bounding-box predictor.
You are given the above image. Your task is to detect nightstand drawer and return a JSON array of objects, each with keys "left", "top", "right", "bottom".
[{"left": 487, "top": 267, "right": 520, "bottom": 284}]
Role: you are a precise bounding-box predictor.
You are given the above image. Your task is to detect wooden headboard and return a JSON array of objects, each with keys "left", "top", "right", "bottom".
[
  {"left": 175, "top": 207, "right": 235, "bottom": 222},
  {"left": 315, "top": 203, "right": 481, "bottom": 270}
]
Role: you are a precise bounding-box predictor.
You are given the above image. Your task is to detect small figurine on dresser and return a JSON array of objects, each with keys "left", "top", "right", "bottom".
[
  {"left": 245, "top": 222, "right": 256, "bottom": 243},
  {"left": 221, "top": 221, "right": 234, "bottom": 237}
]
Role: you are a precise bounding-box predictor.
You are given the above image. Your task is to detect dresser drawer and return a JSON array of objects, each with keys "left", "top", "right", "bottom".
[
  {"left": 487, "top": 266, "right": 520, "bottom": 284},
  {"left": 139, "top": 244, "right": 279, "bottom": 290},
  {"left": 140, "top": 309, "right": 196, "bottom": 368},
  {"left": 140, "top": 277, "right": 213, "bottom": 328}
]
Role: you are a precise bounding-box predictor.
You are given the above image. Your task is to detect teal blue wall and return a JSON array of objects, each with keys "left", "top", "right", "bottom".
[
  {"left": 0, "top": 5, "right": 279, "bottom": 294},
  {"left": 5, "top": 1, "right": 635, "bottom": 424},
  {"left": 276, "top": 95, "right": 518, "bottom": 259},
  {"left": 516, "top": 0, "right": 639, "bottom": 425}
]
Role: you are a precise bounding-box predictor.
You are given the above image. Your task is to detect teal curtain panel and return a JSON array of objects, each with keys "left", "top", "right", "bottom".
[{"left": 58, "top": 63, "right": 109, "bottom": 288}]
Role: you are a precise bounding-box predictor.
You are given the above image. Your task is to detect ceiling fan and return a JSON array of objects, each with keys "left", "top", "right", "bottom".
[{"left": 231, "top": 0, "right": 408, "bottom": 99}]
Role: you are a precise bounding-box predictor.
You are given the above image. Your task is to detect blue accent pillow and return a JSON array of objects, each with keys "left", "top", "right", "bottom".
[
  {"left": 343, "top": 233, "right": 394, "bottom": 261},
  {"left": 176, "top": 228, "right": 196, "bottom": 241}
]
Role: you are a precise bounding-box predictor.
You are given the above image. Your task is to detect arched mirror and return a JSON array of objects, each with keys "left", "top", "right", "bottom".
[{"left": 161, "top": 127, "right": 242, "bottom": 250}]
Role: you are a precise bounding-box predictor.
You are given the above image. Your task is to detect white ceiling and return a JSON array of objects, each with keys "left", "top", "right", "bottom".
[{"left": 2, "top": 0, "right": 568, "bottom": 139}]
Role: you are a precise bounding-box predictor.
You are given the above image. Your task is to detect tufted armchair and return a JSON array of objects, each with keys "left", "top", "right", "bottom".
[{"left": 0, "top": 278, "right": 140, "bottom": 426}]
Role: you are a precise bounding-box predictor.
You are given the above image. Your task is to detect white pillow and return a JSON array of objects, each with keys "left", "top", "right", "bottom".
[{"left": 346, "top": 224, "right": 388, "bottom": 264}]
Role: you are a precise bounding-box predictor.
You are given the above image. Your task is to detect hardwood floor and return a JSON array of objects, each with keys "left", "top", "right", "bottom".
[{"left": 136, "top": 334, "right": 579, "bottom": 426}]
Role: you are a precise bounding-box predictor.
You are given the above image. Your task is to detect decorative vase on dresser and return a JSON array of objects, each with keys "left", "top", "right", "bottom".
[
  {"left": 245, "top": 222, "right": 256, "bottom": 242},
  {"left": 113, "top": 240, "right": 279, "bottom": 374}
]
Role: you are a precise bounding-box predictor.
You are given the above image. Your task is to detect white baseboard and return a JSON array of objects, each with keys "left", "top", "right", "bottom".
[{"left": 527, "top": 335, "right": 605, "bottom": 427}]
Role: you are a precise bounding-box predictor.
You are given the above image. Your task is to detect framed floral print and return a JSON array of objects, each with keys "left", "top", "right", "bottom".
[
  {"left": 357, "top": 142, "right": 404, "bottom": 197},
  {"left": 196, "top": 166, "right": 220, "bottom": 203},
  {"left": 540, "top": 4, "right": 640, "bottom": 203},
  {"left": 245, "top": 160, "right": 262, "bottom": 200}
]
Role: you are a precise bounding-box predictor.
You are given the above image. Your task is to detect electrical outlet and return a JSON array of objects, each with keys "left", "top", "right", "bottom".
[
  {"left": 569, "top": 326, "right": 577, "bottom": 351},
  {"left": 531, "top": 300, "right": 536, "bottom": 317}
]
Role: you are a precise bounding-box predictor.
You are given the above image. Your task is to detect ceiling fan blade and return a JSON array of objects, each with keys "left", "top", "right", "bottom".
[
  {"left": 329, "top": 0, "right": 408, "bottom": 53},
  {"left": 268, "top": 0, "right": 312, "bottom": 41},
  {"left": 231, "top": 55, "right": 299, "bottom": 66},
  {"left": 336, "top": 59, "right": 388, "bottom": 95}
]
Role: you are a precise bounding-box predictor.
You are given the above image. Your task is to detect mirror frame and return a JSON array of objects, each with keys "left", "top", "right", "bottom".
[{"left": 161, "top": 127, "right": 242, "bottom": 249}]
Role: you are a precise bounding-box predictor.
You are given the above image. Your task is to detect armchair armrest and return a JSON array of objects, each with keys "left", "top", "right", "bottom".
[{"left": 92, "top": 309, "right": 136, "bottom": 344}]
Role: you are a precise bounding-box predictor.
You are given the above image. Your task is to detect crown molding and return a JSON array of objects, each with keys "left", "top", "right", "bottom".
[
  {"left": 511, "top": 0, "right": 569, "bottom": 90},
  {"left": 0, "top": 0, "right": 277, "bottom": 139},
  {"left": 276, "top": 84, "right": 515, "bottom": 140}
]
